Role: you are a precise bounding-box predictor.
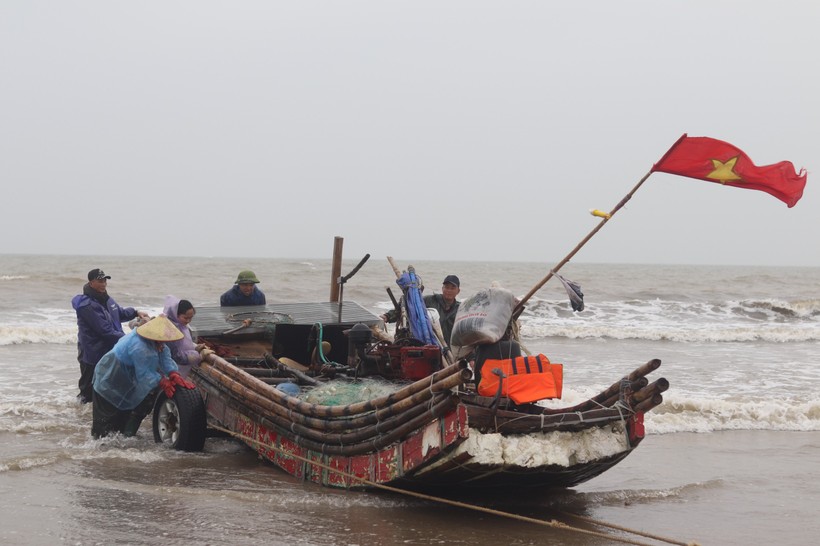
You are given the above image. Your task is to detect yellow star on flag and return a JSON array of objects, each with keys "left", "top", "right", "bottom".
[{"left": 707, "top": 156, "right": 742, "bottom": 183}]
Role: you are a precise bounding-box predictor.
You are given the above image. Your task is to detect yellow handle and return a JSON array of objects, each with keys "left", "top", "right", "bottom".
[{"left": 589, "top": 209, "right": 611, "bottom": 219}]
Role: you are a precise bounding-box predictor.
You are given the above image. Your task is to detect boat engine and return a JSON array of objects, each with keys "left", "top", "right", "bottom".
[
  {"left": 346, "top": 323, "right": 443, "bottom": 380},
  {"left": 346, "top": 323, "right": 374, "bottom": 374}
]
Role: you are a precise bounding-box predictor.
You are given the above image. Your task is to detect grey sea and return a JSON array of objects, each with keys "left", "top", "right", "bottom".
[{"left": 1, "top": 254, "right": 819, "bottom": 546}]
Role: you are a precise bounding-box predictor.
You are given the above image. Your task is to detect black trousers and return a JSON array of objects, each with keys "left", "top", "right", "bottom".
[
  {"left": 91, "top": 390, "right": 157, "bottom": 439},
  {"left": 78, "top": 360, "right": 96, "bottom": 404}
]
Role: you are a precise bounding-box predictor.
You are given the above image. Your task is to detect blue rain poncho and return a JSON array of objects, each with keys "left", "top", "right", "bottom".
[{"left": 93, "top": 330, "right": 179, "bottom": 410}]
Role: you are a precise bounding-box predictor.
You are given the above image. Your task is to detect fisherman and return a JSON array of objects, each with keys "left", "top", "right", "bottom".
[
  {"left": 91, "top": 315, "right": 195, "bottom": 438},
  {"left": 72, "top": 268, "right": 149, "bottom": 404},
  {"left": 381, "top": 274, "right": 461, "bottom": 347},
  {"left": 220, "top": 270, "right": 267, "bottom": 306}
]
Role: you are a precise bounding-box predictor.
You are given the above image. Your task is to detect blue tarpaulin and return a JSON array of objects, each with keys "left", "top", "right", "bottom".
[{"left": 396, "top": 267, "right": 440, "bottom": 347}]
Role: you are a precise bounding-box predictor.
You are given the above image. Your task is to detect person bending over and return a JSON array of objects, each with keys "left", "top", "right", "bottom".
[{"left": 91, "top": 315, "right": 195, "bottom": 438}]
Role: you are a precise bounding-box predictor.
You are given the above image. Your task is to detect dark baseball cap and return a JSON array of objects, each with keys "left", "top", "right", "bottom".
[
  {"left": 87, "top": 268, "right": 111, "bottom": 281},
  {"left": 443, "top": 275, "right": 460, "bottom": 288}
]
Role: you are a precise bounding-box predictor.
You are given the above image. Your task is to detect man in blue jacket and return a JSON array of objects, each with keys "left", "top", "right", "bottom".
[
  {"left": 71, "top": 269, "right": 149, "bottom": 403},
  {"left": 220, "top": 270, "right": 267, "bottom": 306}
]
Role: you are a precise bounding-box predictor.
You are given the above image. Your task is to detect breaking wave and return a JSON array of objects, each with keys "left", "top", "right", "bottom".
[
  {"left": 0, "top": 325, "right": 77, "bottom": 346},
  {"left": 644, "top": 391, "right": 820, "bottom": 433},
  {"left": 521, "top": 297, "right": 820, "bottom": 342}
]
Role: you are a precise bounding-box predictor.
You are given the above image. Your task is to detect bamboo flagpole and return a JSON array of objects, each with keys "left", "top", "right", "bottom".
[
  {"left": 513, "top": 169, "right": 654, "bottom": 317},
  {"left": 514, "top": 133, "right": 807, "bottom": 317}
]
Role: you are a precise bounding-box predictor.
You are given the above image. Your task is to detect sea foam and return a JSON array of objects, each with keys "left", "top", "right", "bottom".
[
  {"left": 646, "top": 393, "right": 820, "bottom": 433},
  {"left": 0, "top": 325, "right": 77, "bottom": 345}
]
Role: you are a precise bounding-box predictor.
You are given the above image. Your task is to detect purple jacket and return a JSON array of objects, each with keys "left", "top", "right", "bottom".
[
  {"left": 163, "top": 295, "right": 201, "bottom": 371},
  {"left": 72, "top": 286, "right": 138, "bottom": 366}
]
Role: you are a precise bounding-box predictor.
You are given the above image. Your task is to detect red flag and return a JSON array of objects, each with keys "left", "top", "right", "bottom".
[{"left": 651, "top": 134, "right": 807, "bottom": 207}]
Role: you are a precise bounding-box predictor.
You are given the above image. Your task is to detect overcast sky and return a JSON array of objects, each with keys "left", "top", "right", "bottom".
[{"left": 1, "top": 2, "right": 817, "bottom": 267}]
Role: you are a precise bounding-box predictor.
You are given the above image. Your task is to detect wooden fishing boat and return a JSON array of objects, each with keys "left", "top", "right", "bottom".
[{"left": 152, "top": 299, "right": 667, "bottom": 491}]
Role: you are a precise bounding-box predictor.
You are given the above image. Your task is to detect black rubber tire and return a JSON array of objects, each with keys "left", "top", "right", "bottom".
[{"left": 152, "top": 387, "right": 207, "bottom": 452}]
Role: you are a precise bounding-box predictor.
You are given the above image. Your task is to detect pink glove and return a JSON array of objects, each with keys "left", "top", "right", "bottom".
[
  {"left": 169, "top": 371, "right": 195, "bottom": 390},
  {"left": 159, "top": 376, "right": 175, "bottom": 398}
]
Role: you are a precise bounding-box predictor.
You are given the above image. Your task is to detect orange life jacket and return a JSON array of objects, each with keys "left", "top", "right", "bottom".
[{"left": 477, "top": 354, "right": 563, "bottom": 404}]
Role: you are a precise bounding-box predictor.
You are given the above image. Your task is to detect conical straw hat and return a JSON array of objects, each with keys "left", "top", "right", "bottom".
[{"left": 137, "top": 315, "right": 184, "bottom": 342}]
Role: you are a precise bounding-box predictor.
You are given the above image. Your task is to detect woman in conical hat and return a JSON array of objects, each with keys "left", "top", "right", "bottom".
[
  {"left": 91, "top": 315, "right": 192, "bottom": 439},
  {"left": 136, "top": 314, "right": 184, "bottom": 342}
]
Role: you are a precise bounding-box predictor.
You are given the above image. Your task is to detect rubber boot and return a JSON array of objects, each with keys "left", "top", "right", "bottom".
[{"left": 122, "top": 413, "right": 144, "bottom": 437}]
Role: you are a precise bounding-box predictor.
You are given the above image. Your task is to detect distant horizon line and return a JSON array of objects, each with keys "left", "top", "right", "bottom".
[{"left": 1, "top": 252, "right": 817, "bottom": 269}]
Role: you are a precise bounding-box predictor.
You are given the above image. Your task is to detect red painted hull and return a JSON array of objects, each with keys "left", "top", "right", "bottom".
[{"left": 202, "top": 383, "right": 469, "bottom": 488}]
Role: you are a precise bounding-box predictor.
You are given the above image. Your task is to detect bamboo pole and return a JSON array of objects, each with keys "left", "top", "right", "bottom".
[
  {"left": 634, "top": 393, "right": 664, "bottom": 413},
  {"left": 514, "top": 169, "right": 655, "bottom": 317},
  {"left": 253, "top": 394, "right": 459, "bottom": 456},
  {"left": 591, "top": 376, "right": 668, "bottom": 412},
  {"left": 199, "top": 360, "right": 469, "bottom": 434},
  {"left": 386, "top": 256, "right": 402, "bottom": 278},
  {"left": 535, "top": 359, "right": 661, "bottom": 415},
  {"left": 459, "top": 359, "right": 663, "bottom": 429},
  {"left": 264, "top": 354, "right": 320, "bottom": 386},
  {"left": 198, "top": 368, "right": 462, "bottom": 456},
  {"left": 629, "top": 378, "right": 669, "bottom": 404},
  {"left": 257, "top": 377, "right": 294, "bottom": 385},
  {"left": 203, "top": 352, "right": 467, "bottom": 418},
  {"left": 198, "top": 362, "right": 457, "bottom": 442},
  {"left": 329, "top": 236, "right": 343, "bottom": 302}
]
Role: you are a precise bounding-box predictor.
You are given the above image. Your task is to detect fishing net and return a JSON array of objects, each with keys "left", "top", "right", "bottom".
[
  {"left": 301, "top": 377, "right": 403, "bottom": 406},
  {"left": 226, "top": 311, "right": 293, "bottom": 335},
  {"left": 226, "top": 311, "right": 294, "bottom": 325}
]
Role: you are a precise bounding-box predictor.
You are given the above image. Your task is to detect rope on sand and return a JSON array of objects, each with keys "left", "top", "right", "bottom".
[
  {"left": 559, "top": 511, "right": 701, "bottom": 546},
  {"left": 209, "top": 424, "right": 700, "bottom": 546}
]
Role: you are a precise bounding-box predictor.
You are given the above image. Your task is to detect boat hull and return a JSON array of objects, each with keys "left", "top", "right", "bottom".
[
  {"left": 194, "top": 360, "right": 647, "bottom": 490},
  {"left": 199, "top": 373, "right": 469, "bottom": 488}
]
